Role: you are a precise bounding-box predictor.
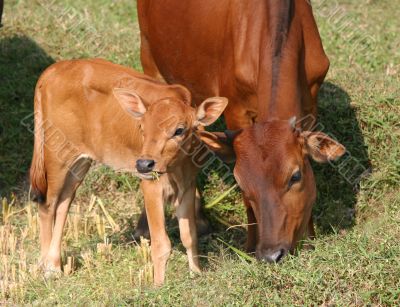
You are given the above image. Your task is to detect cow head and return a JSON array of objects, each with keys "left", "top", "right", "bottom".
[
  {"left": 113, "top": 87, "right": 228, "bottom": 180},
  {"left": 231, "top": 118, "right": 345, "bottom": 262}
]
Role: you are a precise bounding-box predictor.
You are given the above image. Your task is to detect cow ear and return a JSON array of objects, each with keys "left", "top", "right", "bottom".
[
  {"left": 301, "top": 131, "right": 346, "bottom": 163},
  {"left": 197, "top": 130, "right": 236, "bottom": 163},
  {"left": 113, "top": 88, "right": 147, "bottom": 118},
  {"left": 195, "top": 97, "right": 228, "bottom": 126}
]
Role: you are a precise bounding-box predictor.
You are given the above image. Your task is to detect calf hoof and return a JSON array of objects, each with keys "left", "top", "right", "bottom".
[
  {"left": 189, "top": 266, "right": 202, "bottom": 276},
  {"left": 40, "top": 262, "right": 62, "bottom": 279},
  {"left": 153, "top": 280, "right": 164, "bottom": 288}
]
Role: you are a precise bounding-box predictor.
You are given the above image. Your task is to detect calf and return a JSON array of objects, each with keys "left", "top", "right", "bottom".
[{"left": 30, "top": 59, "right": 228, "bottom": 285}]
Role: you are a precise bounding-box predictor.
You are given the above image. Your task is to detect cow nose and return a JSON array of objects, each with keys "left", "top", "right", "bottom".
[
  {"left": 136, "top": 159, "right": 155, "bottom": 173},
  {"left": 256, "top": 248, "right": 287, "bottom": 263}
]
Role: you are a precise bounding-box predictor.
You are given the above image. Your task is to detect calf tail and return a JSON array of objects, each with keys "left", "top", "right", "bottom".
[{"left": 30, "top": 84, "right": 47, "bottom": 204}]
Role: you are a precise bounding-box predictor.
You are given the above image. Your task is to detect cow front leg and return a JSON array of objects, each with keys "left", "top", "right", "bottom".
[
  {"left": 133, "top": 209, "right": 150, "bottom": 241},
  {"left": 307, "top": 215, "right": 316, "bottom": 240},
  {"left": 244, "top": 197, "right": 257, "bottom": 253},
  {"left": 141, "top": 180, "right": 171, "bottom": 286},
  {"left": 303, "top": 215, "right": 316, "bottom": 251},
  {"left": 140, "top": 32, "right": 166, "bottom": 83},
  {"left": 175, "top": 185, "right": 201, "bottom": 274},
  {"left": 194, "top": 187, "right": 211, "bottom": 236},
  {"left": 303, "top": 214, "right": 315, "bottom": 250}
]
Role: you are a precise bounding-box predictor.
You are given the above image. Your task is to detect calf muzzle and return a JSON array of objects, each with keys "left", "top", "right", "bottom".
[{"left": 136, "top": 159, "right": 156, "bottom": 173}]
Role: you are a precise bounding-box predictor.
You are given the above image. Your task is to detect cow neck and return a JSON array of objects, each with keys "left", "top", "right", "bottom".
[{"left": 257, "top": 0, "right": 302, "bottom": 123}]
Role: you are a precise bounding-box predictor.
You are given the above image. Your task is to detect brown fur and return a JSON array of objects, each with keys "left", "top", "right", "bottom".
[
  {"left": 137, "top": 0, "right": 345, "bottom": 262},
  {"left": 29, "top": 58, "right": 229, "bottom": 285}
]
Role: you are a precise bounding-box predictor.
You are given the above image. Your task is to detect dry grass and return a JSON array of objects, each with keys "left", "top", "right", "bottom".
[{"left": 0, "top": 192, "right": 156, "bottom": 302}]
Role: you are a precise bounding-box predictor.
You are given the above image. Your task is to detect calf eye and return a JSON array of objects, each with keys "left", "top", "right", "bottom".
[
  {"left": 289, "top": 170, "right": 302, "bottom": 188},
  {"left": 173, "top": 127, "right": 185, "bottom": 137}
]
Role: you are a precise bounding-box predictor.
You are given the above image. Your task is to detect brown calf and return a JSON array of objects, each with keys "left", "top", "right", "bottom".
[{"left": 30, "top": 59, "right": 228, "bottom": 285}]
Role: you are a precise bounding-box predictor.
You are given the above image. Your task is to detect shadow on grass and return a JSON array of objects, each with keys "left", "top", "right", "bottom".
[
  {"left": 313, "top": 82, "right": 370, "bottom": 234},
  {"left": 0, "top": 35, "right": 54, "bottom": 196}
]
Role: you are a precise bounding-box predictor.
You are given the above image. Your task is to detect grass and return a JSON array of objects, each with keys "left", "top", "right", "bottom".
[{"left": 0, "top": 0, "right": 399, "bottom": 305}]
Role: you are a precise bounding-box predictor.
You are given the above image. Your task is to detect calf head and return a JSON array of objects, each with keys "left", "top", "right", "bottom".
[
  {"left": 113, "top": 87, "right": 228, "bottom": 179},
  {"left": 232, "top": 118, "right": 345, "bottom": 262}
]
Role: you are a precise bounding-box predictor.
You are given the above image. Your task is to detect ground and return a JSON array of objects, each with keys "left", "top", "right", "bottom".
[{"left": 0, "top": 0, "right": 399, "bottom": 305}]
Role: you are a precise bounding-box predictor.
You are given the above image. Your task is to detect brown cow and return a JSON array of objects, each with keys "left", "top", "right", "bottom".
[
  {"left": 137, "top": 0, "right": 346, "bottom": 262},
  {"left": 29, "top": 58, "right": 228, "bottom": 285}
]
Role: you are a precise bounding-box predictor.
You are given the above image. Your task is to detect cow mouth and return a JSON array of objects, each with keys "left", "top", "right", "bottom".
[{"left": 137, "top": 171, "right": 164, "bottom": 180}]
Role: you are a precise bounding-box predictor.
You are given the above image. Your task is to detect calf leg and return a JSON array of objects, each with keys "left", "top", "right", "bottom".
[
  {"left": 134, "top": 186, "right": 210, "bottom": 240},
  {"left": 40, "top": 157, "right": 91, "bottom": 276},
  {"left": 141, "top": 179, "right": 171, "bottom": 286},
  {"left": 38, "top": 198, "right": 56, "bottom": 265},
  {"left": 43, "top": 193, "right": 74, "bottom": 277},
  {"left": 38, "top": 162, "right": 67, "bottom": 274},
  {"left": 175, "top": 185, "right": 201, "bottom": 274}
]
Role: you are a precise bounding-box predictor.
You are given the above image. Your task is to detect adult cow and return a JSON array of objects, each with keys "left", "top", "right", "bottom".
[{"left": 137, "top": 0, "right": 345, "bottom": 262}]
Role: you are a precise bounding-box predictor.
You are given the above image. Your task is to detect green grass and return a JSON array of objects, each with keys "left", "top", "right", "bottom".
[{"left": 0, "top": 0, "right": 399, "bottom": 305}]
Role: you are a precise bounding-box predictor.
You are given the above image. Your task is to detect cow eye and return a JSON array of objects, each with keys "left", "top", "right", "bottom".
[
  {"left": 173, "top": 127, "right": 185, "bottom": 137},
  {"left": 289, "top": 170, "right": 302, "bottom": 188}
]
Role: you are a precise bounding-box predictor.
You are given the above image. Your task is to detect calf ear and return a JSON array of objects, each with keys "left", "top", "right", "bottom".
[
  {"left": 113, "top": 88, "right": 147, "bottom": 118},
  {"left": 198, "top": 130, "right": 236, "bottom": 163},
  {"left": 301, "top": 131, "right": 346, "bottom": 163},
  {"left": 195, "top": 97, "right": 228, "bottom": 126}
]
